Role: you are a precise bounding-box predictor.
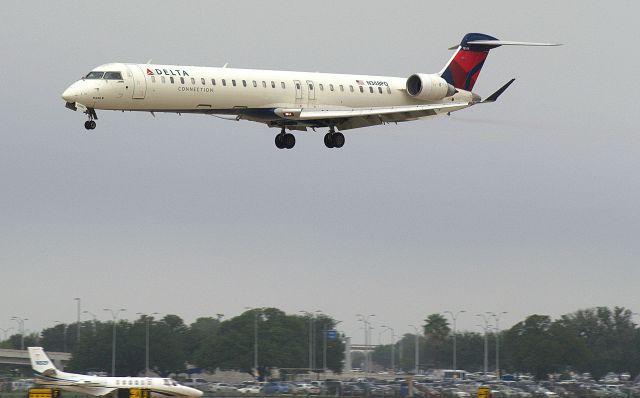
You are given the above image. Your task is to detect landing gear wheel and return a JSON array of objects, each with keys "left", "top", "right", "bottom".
[
  {"left": 84, "top": 120, "right": 96, "bottom": 130},
  {"left": 324, "top": 133, "right": 335, "bottom": 148},
  {"left": 283, "top": 133, "right": 295, "bottom": 149},
  {"left": 333, "top": 132, "right": 345, "bottom": 148},
  {"left": 275, "top": 134, "right": 285, "bottom": 149}
]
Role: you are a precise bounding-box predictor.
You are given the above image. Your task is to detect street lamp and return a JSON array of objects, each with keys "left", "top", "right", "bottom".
[
  {"left": 301, "top": 310, "right": 322, "bottom": 374},
  {"left": 443, "top": 310, "right": 466, "bottom": 371},
  {"left": 11, "top": 316, "right": 28, "bottom": 350},
  {"left": 103, "top": 308, "right": 126, "bottom": 376},
  {"left": 0, "top": 327, "right": 14, "bottom": 341},
  {"left": 74, "top": 298, "right": 81, "bottom": 343},
  {"left": 246, "top": 307, "right": 264, "bottom": 374},
  {"left": 83, "top": 310, "right": 98, "bottom": 335},
  {"left": 476, "top": 313, "right": 492, "bottom": 376},
  {"left": 357, "top": 314, "right": 375, "bottom": 376},
  {"left": 488, "top": 312, "right": 508, "bottom": 377},
  {"left": 53, "top": 321, "right": 68, "bottom": 352},
  {"left": 136, "top": 312, "right": 159, "bottom": 376},
  {"left": 380, "top": 325, "right": 395, "bottom": 373},
  {"left": 408, "top": 325, "right": 420, "bottom": 374}
]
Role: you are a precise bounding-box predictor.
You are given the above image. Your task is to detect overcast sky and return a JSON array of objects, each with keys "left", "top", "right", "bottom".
[{"left": 1, "top": 1, "right": 639, "bottom": 345}]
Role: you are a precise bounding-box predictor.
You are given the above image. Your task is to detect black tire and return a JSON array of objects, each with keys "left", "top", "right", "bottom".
[
  {"left": 324, "top": 133, "right": 334, "bottom": 148},
  {"left": 84, "top": 121, "right": 92, "bottom": 130},
  {"left": 275, "top": 134, "right": 284, "bottom": 149},
  {"left": 89, "top": 120, "right": 97, "bottom": 129},
  {"left": 284, "top": 133, "right": 296, "bottom": 149},
  {"left": 333, "top": 132, "right": 345, "bottom": 148}
]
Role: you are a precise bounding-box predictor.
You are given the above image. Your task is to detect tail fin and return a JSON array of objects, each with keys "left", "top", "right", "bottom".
[
  {"left": 28, "top": 347, "right": 58, "bottom": 377},
  {"left": 440, "top": 33, "right": 560, "bottom": 91}
]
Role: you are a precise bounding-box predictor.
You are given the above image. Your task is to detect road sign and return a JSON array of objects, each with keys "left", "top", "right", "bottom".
[
  {"left": 326, "top": 329, "right": 338, "bottom": 339},
  {"left": 478, "top": 387, "right": 491, "bottom": 398}
]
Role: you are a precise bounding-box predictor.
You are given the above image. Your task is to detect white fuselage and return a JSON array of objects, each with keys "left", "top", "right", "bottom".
[
  {"left": 37, "top": 370, "right": 202, "bottom": 398},
  {"left": 62, "top": 63, "right": 474, "bottom": 120}
]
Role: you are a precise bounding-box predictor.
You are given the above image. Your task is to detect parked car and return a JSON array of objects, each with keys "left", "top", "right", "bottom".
[
  {"left": 238, "top": 386, "right": 261, "bottom": 394},
  {"left": 209, "top": 382, "right": 238, "bottom": 393},
  {"left": 298, "top": 383, "right": 322, "bottom": 394}
]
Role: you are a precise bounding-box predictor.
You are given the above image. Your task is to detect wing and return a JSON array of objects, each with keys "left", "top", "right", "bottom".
[{"left": 274, "top": 102, "right": 472, "bottom": 130}]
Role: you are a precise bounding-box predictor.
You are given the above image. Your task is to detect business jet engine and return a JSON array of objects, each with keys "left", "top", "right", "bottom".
[{"left": 406, "top": 73, "right": 457, "bottom": 101}]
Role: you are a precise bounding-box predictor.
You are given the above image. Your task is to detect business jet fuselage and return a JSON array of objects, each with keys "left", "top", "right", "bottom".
[
  {"left": 61, "top": 33, "right": 558, "bottom": 149},
  {"left": 28, "top": 347, "right": 202, "bottom": 398}
]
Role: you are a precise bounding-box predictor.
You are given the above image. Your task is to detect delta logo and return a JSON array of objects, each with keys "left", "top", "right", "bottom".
[{"left": 147, "top": 68, "right": 190, "bottom": 77}]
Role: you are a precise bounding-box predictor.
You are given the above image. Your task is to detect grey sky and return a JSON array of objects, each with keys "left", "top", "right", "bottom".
[{"left": 1, "top": 1, "right": 639, "bottom": 344}]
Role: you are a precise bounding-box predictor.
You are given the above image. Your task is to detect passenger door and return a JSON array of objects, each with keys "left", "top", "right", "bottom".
[{"left": 128, "top": 65, "right": 147, "bottom": 99}]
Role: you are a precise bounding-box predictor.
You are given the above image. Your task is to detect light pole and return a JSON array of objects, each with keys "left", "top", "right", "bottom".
[
  {"left": 488, "top": 312, "right": 507, "bottom": 377},
  {"left": 408, "top": 325, "right": 420, "bottom": 374},
  {"left": 103, "top": 308, "right": 126, "bottom": 376},
  {"left": 357, "top": 314, "right": 375, "bottom": 376},
  {"left": 381, "top": 325, "right": 395, "bottom": 372},
  {"left": 0, "top": 327, "right": 14, "bottom": 341},
  {"left": 136, "top": 312, "right": 159, "bottom": 377},
  {"left": 83, "top": 310, "right": 97, "bottom": 335},
  {"left": 53, "top": 321, "right": 68, "bottom": 352},
  {"left": 247, "top": 307, "right": 264, "bottom": 374},
  {"left": 476, "top": 313, "right": 491, "bottom": 376},
  {"left": 74, "top": 298, "right": 81, "bottom": 343},
  {"left": 11, "top": 317, "right": 28, "bottom": 350},
  {"left": 444, "top": 310, "right": 466, "bottom": 371}
]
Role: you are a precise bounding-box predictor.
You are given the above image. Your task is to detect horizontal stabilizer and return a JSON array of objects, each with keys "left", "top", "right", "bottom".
[
  {"left": 483, "top": 79, "right": 516, "bottom": 103},
  {"left": 467, "top": 40, "right": 561, "bottom": 47}
]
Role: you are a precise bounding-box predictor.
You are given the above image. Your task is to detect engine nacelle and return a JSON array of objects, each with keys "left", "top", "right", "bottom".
[{"left": 406, "top": 73, "right": 457, "bottom": 101}]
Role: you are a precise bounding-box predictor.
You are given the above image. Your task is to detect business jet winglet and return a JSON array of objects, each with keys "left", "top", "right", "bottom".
[{"left": 61, "top": 33, "right": 559, "bottom": 149}]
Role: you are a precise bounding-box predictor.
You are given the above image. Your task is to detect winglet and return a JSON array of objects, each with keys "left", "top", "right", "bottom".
[{"left": 483, "top": 79, "right": 516, "bottom": 103}]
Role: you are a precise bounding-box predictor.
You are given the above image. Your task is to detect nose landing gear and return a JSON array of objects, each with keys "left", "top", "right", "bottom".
[{"left": 83, "top": 108, "right": 98, "bottom": 130}]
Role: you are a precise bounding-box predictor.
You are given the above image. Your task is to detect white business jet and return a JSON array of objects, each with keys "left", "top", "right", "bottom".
[
  {"left": 28, "top": 347, "right": 203, "bottom": 398},
  {"left": 61, "top": 33, "right": 558, "bottom": 149}
]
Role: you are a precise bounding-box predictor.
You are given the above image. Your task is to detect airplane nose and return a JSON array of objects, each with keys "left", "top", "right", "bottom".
[{"left": 62, "top": 84, "right": 80, "bottom": 102}]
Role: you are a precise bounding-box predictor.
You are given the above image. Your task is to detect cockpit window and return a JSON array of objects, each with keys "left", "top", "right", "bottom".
[
  {"left": 85, "top": 71, "right": 104, "bottom": 79},
  {"left": 104, "top": 71, "right": 123, "bottom": 80}
]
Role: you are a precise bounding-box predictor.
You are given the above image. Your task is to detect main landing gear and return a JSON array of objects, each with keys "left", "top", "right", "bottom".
[
  {"left": 83, "top": 108, "right": 98, "bottom": 130},
  {"left": 275, "top": 127, "right": 296, "bottom": 149},
  {"left": 324, "top": 127, "right": 345, "bottom": 149}
]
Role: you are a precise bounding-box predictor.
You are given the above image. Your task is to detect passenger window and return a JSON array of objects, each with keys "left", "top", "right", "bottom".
[
  {"left": 201, "top": 78, "right": 205, "bottom": 85},
  {"left": 151, "top": 76, "right": 156, "bottom": 83},
  {"left": 170, "top": 77, "right": 174, "bottom": 84},
  {"left": 359, "top": 86, "right": 363, "bottom": 93},
  {"left": 212, "top": 78, "right": 216, "bottom": 85},
  {"left": 296, "top": 83, "right": 300, "bottom": 90},
  {"left": 309, "top": 83, "right": 313, "bottom": 90},
  {"left": 242, "top": 80, "right": 247, "bottom": 87},
  {"left": 253, "top": 80, "right": 257, "bottom": 87},
  {"left": 339, "top": 85, "right": 344, "bottom": 92},
  {"left": 191, "top": 77, "right": 195, "bottom": 84},
  {"left": 271, "top": 81, "right": 275, "bottom": 88},
  {"left": 262, "top": 81, "right": 267, "bottom": 88},
  {"left": 281, "top": 82, "right": 285, "bottom": 89},
  {"left": 161, "top": 76, "right": 166, "bottom": 83},
  {"left": 369, "top": 87, "right": 374, "bottom": 93},
  {"left": 350, "top": 85, "right": 354, "bottom": 92},
  {"left": 329, "top": 84, "right": 334, "bottom": 91},
  {"left": 222, "top": 79, "right": 226, "bottom": 86},
  {"left": 180, "top": 77, "right": 185, "bottom": 84},
  {"left": 378, "top": 87, "right": 383, "bottom": 94},
  {"left": 319, "top": 84, "right": 324, "bottom": 91},
  {"left": 232, "top": 80, "right": 236, "bottom": 86}
]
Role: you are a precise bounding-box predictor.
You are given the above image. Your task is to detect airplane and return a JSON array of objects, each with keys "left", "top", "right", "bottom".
[
  {"left": 61, "top": 33, "right": 559, "bottom": 149},
  {"left": 28, "top": 347, "right": 203, "bottom": 398}
]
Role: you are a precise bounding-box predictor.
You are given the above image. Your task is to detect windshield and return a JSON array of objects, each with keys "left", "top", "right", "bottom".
[
  {"left": 85, "top": 71, "right": 104, "bottom": 79},
  {"left": 104, "top": 71, "right": 123, "bottom": 80}
]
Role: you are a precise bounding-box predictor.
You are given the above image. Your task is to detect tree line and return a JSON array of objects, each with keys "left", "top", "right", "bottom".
[
  {"left": 0, "top": 308, "right": 343, "bottom": 378},
  {"left": 370, "top": 306, "right": 640, "bottom": 381},
  {"left": 2, "top": 306, "right": 638, "bottom": 380}
]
